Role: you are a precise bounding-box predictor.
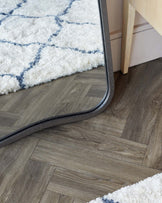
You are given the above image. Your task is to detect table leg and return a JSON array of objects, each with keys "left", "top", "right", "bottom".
[{"left": 121, "top": 0, "right": 136, "bottom": 74}]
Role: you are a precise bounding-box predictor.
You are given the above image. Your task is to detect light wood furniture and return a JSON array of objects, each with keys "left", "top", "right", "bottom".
[{"left": 121, "top": 0, "right": 162, "bottom": 74}]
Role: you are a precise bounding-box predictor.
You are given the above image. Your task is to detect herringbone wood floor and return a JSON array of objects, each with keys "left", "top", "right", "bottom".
[
  {"left": 0, "top": 66, "right": 106, "bottom": 139},
  {"left": 0, "top": 59, "right": 161, "bottom": 203}
]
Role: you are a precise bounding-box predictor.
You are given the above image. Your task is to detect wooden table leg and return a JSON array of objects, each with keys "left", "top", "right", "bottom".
[{"left": 121, "top": 0, "right": 136, "bottom": 74}]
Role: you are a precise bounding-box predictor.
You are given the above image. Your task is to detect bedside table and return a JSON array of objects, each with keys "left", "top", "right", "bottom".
[{"left": 121, "top": 0, "right": 162, "bottom": 74}]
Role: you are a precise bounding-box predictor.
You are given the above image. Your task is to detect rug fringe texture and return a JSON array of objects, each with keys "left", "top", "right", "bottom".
[{"left": 89, "top": 173, "right": 162, "bottom": 203}]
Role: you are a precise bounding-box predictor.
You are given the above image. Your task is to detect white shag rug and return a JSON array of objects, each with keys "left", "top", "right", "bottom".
[
  {"left": 0, "top": 0, "right": 104, "bottom": 95},
  {"left": 89, "top": 173, "right": 162, "bottom": 203}
]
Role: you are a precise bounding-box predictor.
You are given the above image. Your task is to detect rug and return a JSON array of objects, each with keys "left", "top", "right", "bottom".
[
  {"left": 0, "top": 0, "right": 104, "bottom": 95},
  {"left": 89, "top": 173, "right": 162, "bottom": 203}
]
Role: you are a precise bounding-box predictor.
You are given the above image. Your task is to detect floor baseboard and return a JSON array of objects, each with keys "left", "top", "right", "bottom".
[{"left": 110, "top": 26, "right": 162, "bottom": 72}]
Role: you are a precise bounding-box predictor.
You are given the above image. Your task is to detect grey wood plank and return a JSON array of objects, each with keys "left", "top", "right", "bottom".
[
  {"left": 32, "top": 139, "right": 160, "bottom": 187},
  {"left": 48, "top": 167, "right": 110, "bottom": 202},
  {"left": 33, "top": 124, "right": 147, "bottom": 165},
  {"left": 1, "top": 159, "right": 54, "bottom": 203},
  {"left": 0, "top": 137, "right": 39, "bottom": 199},
  {"left": 121, "top": 60, "right": 162, "bottom": 144}
]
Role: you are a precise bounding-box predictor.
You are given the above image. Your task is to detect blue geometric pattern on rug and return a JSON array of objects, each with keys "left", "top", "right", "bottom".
[
  {"left": 102, "top": 198, "right": 119, "bottom": 203},
  {"left": 0, "top": 0, "right": 104, "bottom": 94}
]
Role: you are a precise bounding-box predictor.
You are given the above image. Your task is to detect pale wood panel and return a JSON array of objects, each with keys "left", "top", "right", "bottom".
[
  {"left": 106, "top": 0, "right": 148, "bottom": 33},
  {"left": 129, "top": 0, "right": 162, "bottom": 35},
  {"left": 121, "top": 0, "right": 162, "bottom": 73},
  {"left": 108, "top": 0, "right": 162, "bottom": 72},
  {"left": 121, "top": 0, "right": 136, "bottom": 74}
]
